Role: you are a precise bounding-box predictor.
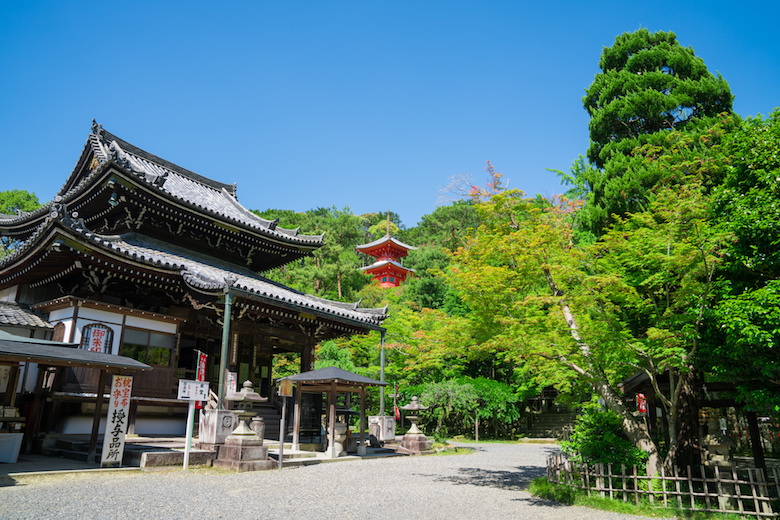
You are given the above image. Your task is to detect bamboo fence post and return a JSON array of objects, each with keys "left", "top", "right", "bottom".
[
  {"left": 661, "top": 466, "right": 667, "bottom": 508},
  {"left": 674, "top": 465, "right": 683, "bottom": 510},
  {"left": 633, "top": 465, "right": 639, "bottom": 506},
  {"left": 621, "top": 464, "right": 627, "bottom": 502},
  {"left": 700, "top": 465, "right": 711, "bottom": 512},
  {"left": 732, "top": 467, "right": 745, "bottom": 515},
  {"left": 687, "top": 465, "right": 695, "bottom": 511}
]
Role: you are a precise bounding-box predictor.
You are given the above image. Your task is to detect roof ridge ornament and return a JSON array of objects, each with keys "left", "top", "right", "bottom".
[{"left": 91, "top": 119, "right": 103, "bottom": 136}]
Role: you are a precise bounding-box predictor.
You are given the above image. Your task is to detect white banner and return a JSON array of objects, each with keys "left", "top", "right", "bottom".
[{"left": 101, "top": 375, "right": 133, "bottom": 467}]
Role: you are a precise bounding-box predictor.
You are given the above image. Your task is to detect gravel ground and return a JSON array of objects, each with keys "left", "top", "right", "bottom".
[{"left": 0, "top": 442, "right": 657, "bottom": 520}]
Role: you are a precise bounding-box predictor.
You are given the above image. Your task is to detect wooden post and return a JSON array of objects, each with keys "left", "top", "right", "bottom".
[
  {"left": 217, "top": 290, "right": 232, "bottom": 408},
  {"left": 328, "top": 381, "right": 336, "bottom": 458},
  {"left": 23, "top": 366, "right": 47, "bottom": 453},
  {"left": 358, "top": 387, "right": 366, "bottom": 455},
  {"left": 292, "top": 383, "right": 302, "bottom": 450},
  {"left": 746, "top": 411, "right": 766, "bottom": 474},
  {"left": 87, "top": 370, "right": 108, "bottom": 463}
]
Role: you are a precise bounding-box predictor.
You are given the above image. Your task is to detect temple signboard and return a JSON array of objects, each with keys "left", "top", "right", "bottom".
[{"left": 100, "top": 375, "right": 133, "bottom": 467}]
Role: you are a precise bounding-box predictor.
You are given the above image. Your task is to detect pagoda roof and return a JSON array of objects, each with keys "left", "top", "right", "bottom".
[
  {"left": 356, "top": 235, "right": 417, "bottom": 253},
  {"left": 0, "top": 211, "right": 387, "bottom": 330},
  {"left": 0, "top": 122, "right": 324, "bottom": 250},
  {"left": 358, "top": 259, "right": 415, "bottom": 275}
]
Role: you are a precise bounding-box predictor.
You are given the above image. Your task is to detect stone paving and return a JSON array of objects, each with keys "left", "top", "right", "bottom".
[{"left": 0, "top": 442, "right": 657, "bottom": 520}]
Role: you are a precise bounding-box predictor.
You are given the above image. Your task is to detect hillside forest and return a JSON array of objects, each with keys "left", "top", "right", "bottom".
[{"left": 2, "top": 29, "right": 779, "bottom": 475}]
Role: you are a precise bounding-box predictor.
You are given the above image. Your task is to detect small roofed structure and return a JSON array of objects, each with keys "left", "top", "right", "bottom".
[
  {"left": 279, "top": 367, "right": 386, "bottom": 457},
  {"left": 0, "top": 329, "right": 150, "bottom": 461},
  {"left": 356, "top": 235, "right": 417, "bottom": 288}
]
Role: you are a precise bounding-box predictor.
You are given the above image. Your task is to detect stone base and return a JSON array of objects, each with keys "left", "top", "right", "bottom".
[
  {"left": 213, "top": 458, "right": 276, "bottom": 472},
  {"left": 400, "top": 433, "right": 434, "bottom": 455},
  {"left": 212, "top": 434, "right": 274, "bottom": 472}
]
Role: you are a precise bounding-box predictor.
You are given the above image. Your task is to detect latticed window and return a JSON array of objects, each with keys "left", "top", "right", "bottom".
[{"left": 120, "top": 328, "right": 174, "bottom": 367}]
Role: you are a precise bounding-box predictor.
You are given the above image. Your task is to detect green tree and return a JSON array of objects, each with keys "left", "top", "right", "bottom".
[
  {"left": 0, "top": 189, "right": 42, "bottom": 257},
  {"left": 585, "top": 29, "right": 732, "bottom": 168},
  {"left": 703, "top": 110, "right": 780, "bottom": 413},
  {"left": 577, "top": 29, "right": 733, "bottom": 236}
]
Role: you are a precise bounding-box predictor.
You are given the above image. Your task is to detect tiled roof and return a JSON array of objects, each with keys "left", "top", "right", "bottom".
[
  {"left": 358, "top": 259, "right": 415, "bottom": 274},
  {"left": 0, "top": 302, "right": 53, "bottom": 329},
  {"left": 48, "top": 216, "right": 386, "bottom": 327},
  {"left": 356, "top": 235, "right": 417, "bottom": 252}
]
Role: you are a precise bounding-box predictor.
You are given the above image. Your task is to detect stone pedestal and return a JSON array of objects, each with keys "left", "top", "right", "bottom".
[
  {"left": 250, "top": 416, "right": 265, "bottom": 444},
  {"left": 198, "top": 409, "right": 238, "bottom": 450},
  {"left": 327, "top": 422, "right": 347, "bottom": 458},
  {"left": 212, "top": 420, "right": 274, "bottom": 472},
  {"left": 400, "top": 433, "right": 434, "bottom": 455}
]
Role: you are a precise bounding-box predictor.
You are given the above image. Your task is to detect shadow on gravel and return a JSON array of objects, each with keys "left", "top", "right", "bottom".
[
  {"left": 0, "top": 476, "right": 19, "bottom": 488},
  {"left": 427, "top": 465, "right": 546, "bottom": 492}
]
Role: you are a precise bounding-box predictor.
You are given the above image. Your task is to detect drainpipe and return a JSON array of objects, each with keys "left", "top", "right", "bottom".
[
  {"left": 380, "top": 330, "right": 386, "bottom": 416},
  {"left": 217, "top": 287, "right": 233, "bottom": 408}
]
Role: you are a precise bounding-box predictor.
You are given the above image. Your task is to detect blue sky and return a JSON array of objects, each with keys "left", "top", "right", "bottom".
[{"left": 1, "top": 1, "right": 778, "bottom": 228}]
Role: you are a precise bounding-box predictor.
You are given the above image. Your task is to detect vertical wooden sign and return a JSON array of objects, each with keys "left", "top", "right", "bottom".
[{"left": 101, "top": 375, "right": 133, "bottom": 467}]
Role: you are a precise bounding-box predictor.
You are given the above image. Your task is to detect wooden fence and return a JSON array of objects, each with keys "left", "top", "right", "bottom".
[{"left": 547, "top": 453, "right": 780, "bottom": 518}]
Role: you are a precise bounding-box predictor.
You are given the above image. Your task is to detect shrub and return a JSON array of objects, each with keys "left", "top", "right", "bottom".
[{"left": 561, "top": 399, "right": 648, "bottom": 470}]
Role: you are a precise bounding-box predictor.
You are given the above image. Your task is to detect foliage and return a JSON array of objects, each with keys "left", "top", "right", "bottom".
[
  {"left": 313, "top": 340, "right": 356, "bottom": 371},
  {"left": 584, "top": 29, "right": 732, "bottom": 169},
  {"left": 528, "top": 477, "right": 577, "bottom": 505},
  {"left": 0, "top": 189, "right": 42, "bottom": 257},
  {"left": 577, "top": 28, "right": 733, "bottom": 236},
  {"left": 561, "top": 399, "right": 648, "bottom": 469},
  {"left": 401, "top": 199, "right": 479, "bottom": 250},
  {"left": 702, "top": 109, "right": 780, "bottom": 413}
]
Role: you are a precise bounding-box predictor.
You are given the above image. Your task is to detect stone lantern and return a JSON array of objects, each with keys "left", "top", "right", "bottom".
[
  {"left": 213, "top": 380, "right": 274, "bottom": 471},
  {"left": 399, "top": 396, "right": 433, "bottom": 454}
]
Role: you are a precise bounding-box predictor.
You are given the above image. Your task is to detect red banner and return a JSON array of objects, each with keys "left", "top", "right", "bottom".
[{"left": 195, "top": 351, "right": 207, "bottom": 409}]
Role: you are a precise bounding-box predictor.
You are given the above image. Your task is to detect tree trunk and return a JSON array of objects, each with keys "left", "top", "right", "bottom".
[
  {"left": 673, "top": 368, "right": 700, "bottom": 469},
  {"left": 543, "top": 265, "right": 663, "bottom": 476}
]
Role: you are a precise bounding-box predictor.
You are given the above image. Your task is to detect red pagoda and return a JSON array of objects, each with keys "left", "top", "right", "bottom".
[{"left": 356, "top": 235, "right": 417, "bottom": 288}]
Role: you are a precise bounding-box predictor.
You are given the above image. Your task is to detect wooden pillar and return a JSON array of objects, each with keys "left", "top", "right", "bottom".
[
  {"left": 358, "top": 387, "right": 367, "bottom": 456},
  {"left": 292, "top": 382, "right": 302, "bottom": 450},
  {"left": 328, "top": 381, "right": 336, "bottom": 458},
  {"left": 23, "top": 366, "right": 47, "bottom": 453},
  {"left": 87, "top": 370, "right": 108, "bottom": 464},
  {"left": 127, "top": 400, "right": 138, "bottom": 436},
  {"left": 746, "top": 411, "right": 766, "bottom": 474},
  {"left": 3, "top": 364, "right": 21, "bottom": 406},
  {"left": 301, "top": 332, "right": 313, "bottom": 373}
]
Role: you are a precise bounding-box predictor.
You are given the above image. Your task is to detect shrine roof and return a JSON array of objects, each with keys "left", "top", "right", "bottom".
[
  {"left": 0, "top": 302, "right": 53, "bottom": 329},
  {"left": 0, "top": 330, "right": 150, "bottom": 371},
  {"left": 356, "top": 235, "right": 417, "bottom": 252},
  {"left": 0, "top": 122, "right": 323, "bottom": 248},
  {"left": 0, "top": 209, "right": 386, "bottom": 329},
  {"left": 280, "top": 366, "right": 386, "bottom": 387},
  {"left": 358, "top": 259, "right": 415, "bottom": 274}
]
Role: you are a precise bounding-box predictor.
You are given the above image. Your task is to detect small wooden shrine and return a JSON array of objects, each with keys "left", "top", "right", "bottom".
[{"left": 356, "top": 236, "right": 416, "bottom": 288}]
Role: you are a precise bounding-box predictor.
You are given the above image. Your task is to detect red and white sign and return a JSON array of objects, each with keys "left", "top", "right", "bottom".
[
  {"left": 81, "top": 324, "right": 114, "bottom": 354},
  {"left": 195, "top": 351, "right": 207, "bottom": 409},
  {"left": 637, "top": 393, "right": 648, "bottom": 414},
  {"left": 177, "top": 379, "right": 210, "bottom": 401},
  {"left": 101, "top": 375, "right": 133, "bottom": 467}
]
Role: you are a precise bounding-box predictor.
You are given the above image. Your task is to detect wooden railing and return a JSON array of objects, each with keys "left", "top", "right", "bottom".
[{"left": 547, "top": 453, "right": 779, "bottom": 518}]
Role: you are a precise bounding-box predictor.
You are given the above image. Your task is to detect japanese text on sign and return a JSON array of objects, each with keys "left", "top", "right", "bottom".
[
  {"left": 101, "top": 375, "right": 132, "bottom": 467},
  {"left": 177, "top": 380, "right": 210, "bottom": 401}
]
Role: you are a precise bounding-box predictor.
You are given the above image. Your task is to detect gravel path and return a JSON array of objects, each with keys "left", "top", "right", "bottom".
[{"left": 0, "top": 443, "right": 656, "bottom": 520}]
